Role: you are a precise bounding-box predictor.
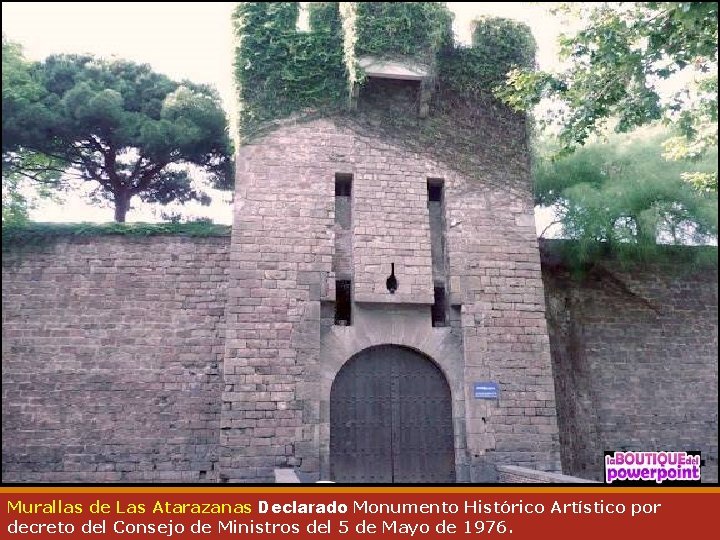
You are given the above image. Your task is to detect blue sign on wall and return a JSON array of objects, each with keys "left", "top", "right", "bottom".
[{"left": 474, "top": 382, "right": 499, "bottom": 400}]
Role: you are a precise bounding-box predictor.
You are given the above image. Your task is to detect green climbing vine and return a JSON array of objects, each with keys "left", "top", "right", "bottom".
[
  {"left": 308, "top": 2, "right": 342, "bottom": 34},
  {"left": 233, "top": 3, "right": 536, "bottom": 138},
  {"left": 233, "top": 2, "right": 347, "bottom": 138},
  {"left": 354, "top": 2, "right": 453, "bottom": 61},
  {"left": 440, "top": 17, "right": 536, "bottom": 99}
]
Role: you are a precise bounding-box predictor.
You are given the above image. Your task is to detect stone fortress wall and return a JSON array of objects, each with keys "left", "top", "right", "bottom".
[
  {"left": 2, "top": 78, "right": 717, "bottom": 484},
  {"left": 3, "top": 236, "right": 716, "bottom": 482}
]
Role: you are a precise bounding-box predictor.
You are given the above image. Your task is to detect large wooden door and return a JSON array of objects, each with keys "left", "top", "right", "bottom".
[{"left": 330, "top": 345, "right": 455, "bottom": 483}]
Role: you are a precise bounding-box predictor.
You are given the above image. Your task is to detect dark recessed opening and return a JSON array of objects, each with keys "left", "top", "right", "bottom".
[
  {"left": 431, "top": 286, "right": 447, "bottom": 327},
  {"left": 358, "top": 77, "right": 421, "bottom": 114},
  {"left": 386, "top": 263, "right": 398, "bottom": 294},
  {"left": 334, "top": 173, "right": 352, "bottom": 233},
  {"left": 333, "top": 173, "right": 352, "bottom": 275},
  {"left": 335, "top": 173, "right": 352, "bottom": 197},
  {"left": 427, "top": 178, "right": 443, "bottom": 203},
  {"left": 335, "top": 280, "right": 352, "bottom": 326}
]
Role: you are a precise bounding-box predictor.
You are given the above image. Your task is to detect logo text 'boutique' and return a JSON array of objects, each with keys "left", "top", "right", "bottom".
[{"left": 604, "top": 451, "right": 701, "bottom": 484}]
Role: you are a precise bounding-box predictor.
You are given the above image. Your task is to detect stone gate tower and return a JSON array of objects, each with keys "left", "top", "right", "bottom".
[{"left": 222, "top": 3, "right": 561, "bottom": 483}]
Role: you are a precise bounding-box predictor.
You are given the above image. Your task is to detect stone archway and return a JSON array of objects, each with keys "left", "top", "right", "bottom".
[{"left": 330, "top": 345, "right": 455, "bottom": 483}]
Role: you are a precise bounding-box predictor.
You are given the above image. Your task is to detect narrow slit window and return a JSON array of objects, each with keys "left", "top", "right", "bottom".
[
  {"left": 335, "top": 173, "right": 352, "bottom": 197},
  {"left": 335, "top": 280, "right": 352, "bottom": 326},
  {"left": 335, "top": 173, "right": 352, "bottom": 231},
  {"left": 334, "top": 174, "right": 353, "bottom": 275},
  {"left": 431, "top": 286, "right": 447, "bottom": 327},
  {"left": 427, "top": 178, "right": 443, "bottom": 203},
  {"left": 427, "top": 178, "right": 447, "bottom": 281}
]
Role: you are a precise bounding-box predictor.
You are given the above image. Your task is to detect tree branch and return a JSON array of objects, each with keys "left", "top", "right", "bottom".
[
  {"left": 540, "top": 219, "right": 563, "bottom": 239},
  {"left": 130, "top": 161, "right": 168, "bottom": 195}
]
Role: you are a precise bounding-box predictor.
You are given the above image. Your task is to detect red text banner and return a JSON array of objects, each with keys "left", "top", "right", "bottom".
[{"left": 1, "top": 487, "right": 718, "bottom": 540}]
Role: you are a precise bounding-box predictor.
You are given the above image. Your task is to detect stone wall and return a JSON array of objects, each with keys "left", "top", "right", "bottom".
[
  {"left": 543, "top": 251, "right": 719, "bottom": 483},
  {"left": 2, "top": 234, "right": 716, "bottom": 483},
  {"left": 223, "top": 78, "right": 561, "bottom": 482},
  {"left": 497, "top": 465, "right": 597, "bottom": 483},
  {"left": 2, "top": 236, "right": 229, "bottom": 482}
]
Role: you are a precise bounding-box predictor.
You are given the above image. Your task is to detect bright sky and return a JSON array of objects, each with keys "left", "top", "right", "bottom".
[{"left": 2, "top": 2, "right": 566, "bottom": 227}]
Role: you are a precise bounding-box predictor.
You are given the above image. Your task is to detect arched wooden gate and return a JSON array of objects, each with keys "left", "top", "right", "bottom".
[{"left": 330, "top": 345, "right": 455, "bottom": 483}]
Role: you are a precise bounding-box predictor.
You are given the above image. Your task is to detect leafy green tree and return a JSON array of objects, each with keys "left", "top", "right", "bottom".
[
  {"left": 2, "top": 36, "right": 62, "bottom": 223},
  {"left": 498, "top": 2, "right": 718, "bottom": 190},
  {"left": 661, "top": 73, "right": 718, "bottom": 191},
  {"left": 535, "top": 125, "right": 717, "bottom": 264},
  {"left": 2, "top": 151, "right": 64, "bottom": 225},
  {"left": 2, "top": 50, "right": 233, "bottom": 222}
]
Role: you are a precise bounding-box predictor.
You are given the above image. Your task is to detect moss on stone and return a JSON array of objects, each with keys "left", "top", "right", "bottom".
[{"left": 2, "top": 222, "right": 231, "bottom": 251}]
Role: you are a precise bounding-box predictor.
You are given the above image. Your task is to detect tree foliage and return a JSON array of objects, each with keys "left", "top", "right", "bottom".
[
  {"left": 498, "top": 2, "right": 718, "bottom": 191},
  {"left": 535, "top": 125, "right": 717, "bottom": 266},
  {"left": 2, "top": 45, "right": 233, "bottom": 222},
  {"left": 2, "top": 151, "right": 64, "bottom": 225},
  {"left": 2, "top": 37, "right": 63, "bottom": 224}
]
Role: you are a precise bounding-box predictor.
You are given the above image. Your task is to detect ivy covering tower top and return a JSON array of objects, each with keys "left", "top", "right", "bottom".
[
  {"left": 233, "top": 2, "right": 536, "bottom": 139},
  {"left": 354, "top": 2, "right": 453, "bottom": 60}
]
